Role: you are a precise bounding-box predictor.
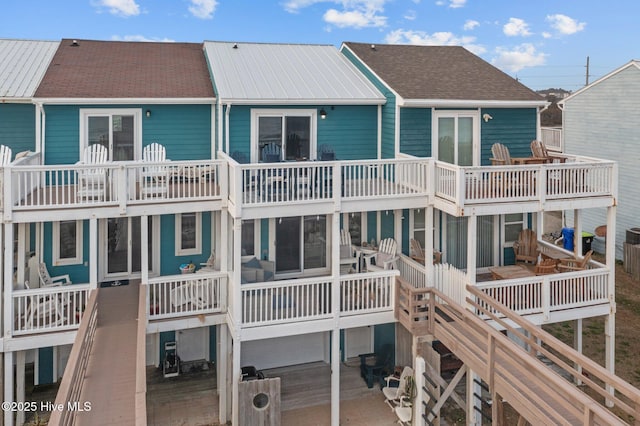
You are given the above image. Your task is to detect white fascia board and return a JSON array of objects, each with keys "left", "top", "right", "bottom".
[
  {"left": 0, "top": 97, "right": 33, "bottom": 104},
  {"left": 400, "top": 98, "right": 548, "bottom": 108},
  {"left": 4, "top": 331, "right": 77, "bottom": 351},
  {"left": 219, "top": 98, "right": 385, "bottom": 106},
  {"left": 32, "top": 97, "right": 216, "bottom": 105}
]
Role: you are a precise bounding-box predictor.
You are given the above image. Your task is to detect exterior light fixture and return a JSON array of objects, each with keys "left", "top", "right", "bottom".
[
  {"left": 146, "top": 110, "right": 151, "bottom": 118},
  {"left": 482, "top": 113, "right": 493, "bottom": 122},
  {"left": 319, "top": 108, "right": 327, "bottom": 120}
]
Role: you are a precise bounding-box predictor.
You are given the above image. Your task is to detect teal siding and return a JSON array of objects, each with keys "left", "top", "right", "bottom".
[
  {"left": 43, "top": 104, "right": 212, "bottom": 165},
  {"left": 0, "top": 104, "right": 36, "bottom": 153},
  {"left": 400, "top": 108, "right": 431, "bottom": 157},
  {"left": 209, "top": 326, "right": 216, "bottom": 363},
  {"left": 39, "top": 347, "right": 54, "bottom": 384},
  {"left": 373, "top": 323, "right": 395, "bottom": 365},
  {"left": 160, "top": 213, "right": 212, "bottom": 276},
  {"left": 227, "top": 105, "right": 378, "bottom": 160},
  {"left": 341, "top": 48, "right": 396, "bottom": 159},
  {"left": 159, "top": 331, "right": 176, "bottom": 368},
  {"left": 480, "top": 108, "right": 538, "bottom": 165},
  {"left": 42, "top": 220, "right": 90, "bottom": 284},
  {"left": 401, "top": 209, "right": 409, "bottom": 255}
]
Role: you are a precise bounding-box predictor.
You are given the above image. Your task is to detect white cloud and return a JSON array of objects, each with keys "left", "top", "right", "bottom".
[
  {"left": 503, "top": 18, "right": 531, "bottom": 37},
  {"left": 448, "top": 0, "right": 466, "bottom": 8},
  {"left": 188, "top": 0, "right": 218, "bottom": 19},
  {"left": 111, "top": 35, "right": 175, "bottom": 42},
  {"left": 384, "top": 29, "right": 486, "bottom": 55},
  {"left": 542, "top": 31, "right": 551, "bottom": 39},
  {"left": 283, "top": 1, "right": 389, "bottom": 29},
  {"left": 96, "top": 0, "right": 140, "bottom": 17},
  {"left": 463, "top": 19, "right": 479, "bottom": 31},
  {"left": 404, "top": 10, "right": 417, "bottom": 21},
  {"left": 491, "top": 43, "right": 546, "bottom": 72},
  {"left": 546, "top": 14, "right": 586, "bottom": 35},
  {"left": 324, "top": 8, "right": 386, "bottom": 28}
]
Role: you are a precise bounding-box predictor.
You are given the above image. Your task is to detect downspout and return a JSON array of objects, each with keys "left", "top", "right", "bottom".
[
  {"left": 377, "top": 104, "right": 382, "bottom": 159},
  {"left": 216, "top": 100, "right": 224, "bottom": 157},
  {"left": 211, "top": 101, "right": 216, "bottom": 159},
  {"left": 35, "top": 102, "right": 45, "bottom": 156}
]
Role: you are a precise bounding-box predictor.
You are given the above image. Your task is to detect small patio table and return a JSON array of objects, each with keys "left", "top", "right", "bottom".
[{"left": 489, "top": 265, "right": 536, "bottom": 280}]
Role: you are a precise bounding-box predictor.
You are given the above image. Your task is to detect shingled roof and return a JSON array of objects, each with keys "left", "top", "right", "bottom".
[
  {"left": 342, "top": 42, "right": 542, "bottom": 103},
  {"left": 35, "top": 39, "right": 215, "bottom": 99}
]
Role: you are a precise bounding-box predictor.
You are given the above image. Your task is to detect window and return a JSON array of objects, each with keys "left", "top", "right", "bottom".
[
  {"left": 410, "top": 209, "right": 426, "bottom": 249},
  {"left": 252, "top": 110, "right": 316, "bottom": 162},
  {"left": 80, "top": 109, "right": 142, "bottom": 161},
  {"left": 434, "top": 111, "right": 478, "bottom": 166},
  {"left": 53, "top": 221, "right": 83, "bottom": 266},
  {"left": 274, "top": 215, "right": 328, "bottom": 275},
  {"left": 503, "top": 213, "right": 525, "bottom": 247},
  {"left": 176, "top": 213, "right": 201, "bottom": 256},
  {"left": 242, "top": 220, "right": 255, "bottom": 257}
]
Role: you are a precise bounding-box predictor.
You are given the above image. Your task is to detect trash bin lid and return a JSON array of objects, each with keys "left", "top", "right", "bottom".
[{"left": 582, "top": 231, "right": 594, "bottom": 238}]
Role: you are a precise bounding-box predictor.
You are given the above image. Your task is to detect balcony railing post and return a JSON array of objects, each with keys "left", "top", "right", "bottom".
[
  {"left": 118, "top": 164, "right": 127, "bottom": 214},
  {"left": 3, "top": 166, "right": 12, "bottom": 221},
  {"left": 456, "top": 166, "right": 465, "bottom": 210},
  {"left": 542, "top": 276, "right": 550, "bottom": 321}
]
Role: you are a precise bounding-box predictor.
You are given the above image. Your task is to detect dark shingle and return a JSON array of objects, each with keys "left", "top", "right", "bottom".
[
  {"left": 344, "top": 42, "right": 541, "bottom": 101},
  {"left": 35, "top": 39, "right": 215, "bottom": 98}
]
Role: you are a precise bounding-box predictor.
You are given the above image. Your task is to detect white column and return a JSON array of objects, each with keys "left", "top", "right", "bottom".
[
  {"left": 89, "top": 218, "right": 98, "bottom": 289},
  {"left": 574, "top": 319, "right": 583, "bottom": 385},
  {"left": 466, "top": 369, "right": 481, "bottom": 426},
  {"left": 4, "top": 351, "right": 13, "bottom": 426},
  {"left": 425, "top": 206, "right": 435, "bottom": 283},
  {"left": 467, "top": 215, "right": 477, "bottom": 288},
  {"left": 573, "top": 208, "right": 582, "bottom": 256},
  {"left": 4, "top": 224, "right": 14, "bottom": 339},
  {"left": 15, "top": 351, "right": 25, "bottom": 426},
  {"left": 16, "top": 224, "right": 26, "bottom": 286},
  {"left": 605, "top": 204, "right": 616, "bottom": 404},
  {"left": 217, "top": 324, "right": 228, "bottom": 425},
  {"left": 140, "top": 215, "right": 149, "bottom": 284},
  {"left": 231, "top": 335, "right": 241, "bottom": 426},
  {"left": 331, "top": 329, "right": 340, "bottom": 426},
  {"left": 394, "top": 209, "right": 402, "bottom": 253}
]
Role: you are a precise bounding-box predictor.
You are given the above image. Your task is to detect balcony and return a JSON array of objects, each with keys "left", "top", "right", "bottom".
[
  {"left": 2, "top": 152, "right": 225, "bottom": 221},
  {"left": 434, "top": 154, "right": 616, "bottom": 216}
]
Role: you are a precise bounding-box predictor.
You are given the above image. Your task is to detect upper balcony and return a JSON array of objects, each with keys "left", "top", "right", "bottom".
[
  {"left": 0, "top": 151, "right": 616, "bottom": 221},
  {"left": 1, "top": 152, "right": 226, "bottom": 222},
  {"left": 434, "top": 153, "right": 617, "bottom": 216}
]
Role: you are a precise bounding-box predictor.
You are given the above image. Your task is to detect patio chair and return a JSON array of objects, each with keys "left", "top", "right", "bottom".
[
  {"left": 409, "top": 239, "right": 443, "bottom": 265},
  {"left": 530, "top": 140, "right": 566, "bottom": 163},
  {"left": 557, "top": 250, "right": 593, "bottom": 272},
  {"left": 383, "top": 366, "right": 413, "bottom": 410},
  {"left": 318, "top": 144, "right": 336, "bottom": 161},
  {"left": 394, "top": 395, "right": 413, "bottom": 426},
  {"left": 141, "top": 142, "right": 170, "bottom": 197},
  {"left": 230, "top": 151, "right": 249, "bottom": 164},
  {"left": 512, "top": 229, "right": 539, "bottom": 264},
  {"left": 363, "top": 238, "right": 399, "bottom": 271},
  {"left": 38, "top": 263, "right": 72, "bottom": 287},
  {"left": 261, "top": 143, "right": 282, "bottom": 163},
  {"left": 490, "top": 142, "right": 545, "bottom": 165},
  {"left": 23, "top": 296, "right": 65, "bottom": 328},
  {"left": 359, "top": 343, "right": 394, "bottom": 388},
  {"left": 535, "top": 258, "right": 557, "bottom": 275},
  {"left": 77, "top": 144, "right": 108, "bottom": 200},
  {"left": 340, "top": 229, "right": 359, "bottom": 273},
  {"left": 0, "top": 145, "right": 12, "bottom": 166}
]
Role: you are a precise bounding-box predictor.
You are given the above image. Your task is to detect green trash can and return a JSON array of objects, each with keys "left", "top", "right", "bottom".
[{"left": 582, "top": 231, "right": 594, "bottom": 255}]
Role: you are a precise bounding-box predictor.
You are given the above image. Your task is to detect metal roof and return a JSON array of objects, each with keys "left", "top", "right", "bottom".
[
  {"left": 204, "top": 41, "right": 385, "bottom": 104},
  {"left": 0, "top": 39, "right": 59, "bottom": 99}
]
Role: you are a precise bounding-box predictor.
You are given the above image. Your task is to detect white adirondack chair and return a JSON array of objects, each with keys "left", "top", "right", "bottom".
[
  {"left": 364, "top": 238, "right": 399, "bottom": 271},
  {"left": 38, "top": 262, "right": 72, "bottom": 287},
  {"left": 77, "top": 144, "right": 108, "bottom": 200},
  {"left": 0, "top": 145, "right": 12, "bottom": 166},
  {"left": 339, "top": 229, "right": 359, "bottom": 273},
  {"left": 141, "top": 142, "right": 170, "bottom": 197},
  {"left": 383, "top": 366, "right": 413, "bottom": 409}
]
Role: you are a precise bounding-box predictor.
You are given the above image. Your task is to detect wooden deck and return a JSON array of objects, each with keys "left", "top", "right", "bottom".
[{"left": 75, "top": 282, "right": 141, "bottom": 425}]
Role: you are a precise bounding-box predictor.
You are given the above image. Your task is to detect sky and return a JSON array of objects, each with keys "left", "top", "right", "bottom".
[{"left": 3, "top": 0, "right": 638, "bottom": 91}]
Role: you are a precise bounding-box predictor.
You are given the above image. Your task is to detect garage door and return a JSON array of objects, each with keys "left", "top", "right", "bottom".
[{"left": 242, "top": 332, "right": 328, "bottom": 370}]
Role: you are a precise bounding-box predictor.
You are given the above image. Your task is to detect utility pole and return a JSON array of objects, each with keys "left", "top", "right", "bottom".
[{"left": 585, "top": 56, "right": 590, "bottom": 86}]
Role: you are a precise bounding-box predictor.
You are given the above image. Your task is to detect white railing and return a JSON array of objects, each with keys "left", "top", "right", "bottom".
[
  {"left": 147, "top": 272, "right": 226, "bottom": 320},
  {"left": 231, "top": 158, "right": 431, "bottom": 207},
  {"left": 339, "top": 271, "right": 397, "bottom": 315},
  {"left": 434, "top": 158, "right": 615, "bottom": 207},
  {"left": 342, "top": 159, "right": 429, "bottom": 200},
  {"left": 241, "top": 277, "right": 333, "bottom": 327},
  {"left": 7, "top": 159, "right": 224, "bottom": 212},
  {"left": 475, "top": 268, "right": 610, "bottom": 319},
  {"left": 12, "top": 284, "right": 91, "bottom": 335},
  {"left": 397, "top": 255, "right": 468, "bottom": 306},
  {"left": 541, "top": 127, "right": 563, "bottom": 151}
]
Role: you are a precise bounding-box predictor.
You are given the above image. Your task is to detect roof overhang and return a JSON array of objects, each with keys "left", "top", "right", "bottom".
[
  {"left": 217, "top": 98, "right": 385, "bottom": 106},
  {"left": 0, "top": 98, "right": 34, "bottom": 104},
  {"left": 560, "top": 60, "right": 640, "bottom": 105},
  {"left": 32, "top": 97, "right": 216, "bottom": 105},
  {"left": 400, "top": 99, "right": 548, "bottom": 108}
]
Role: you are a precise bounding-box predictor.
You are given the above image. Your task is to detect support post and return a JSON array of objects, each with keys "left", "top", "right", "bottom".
[
  {"left": 331, "top": 329, "right": 340, "bottom": 426},
  {"left": 141, "top": 215, "right": 149, "bottom": 285},
  {"left": 4, "top": 351, "right": 13, "bottom": 426},
  {"left": 231, "top": 335, "right": 240, "bottom": 426},
  {"left": 574, "top": 319, "right": 583, "bottom": 386},
  {"left": 466, "top": 369, "right": 481, "bottom": 426},
  {"left": 89, "top": 218, "right": 98, "bottom": 289},
  {"left": 218, "top": 324, "right": 228, "bottom": 425},
  {"left": 15, "top": 351, "right": 24, "bottom": 426},
  {"left": 331, "top": 211, "right": 341, "bottom": 426}
]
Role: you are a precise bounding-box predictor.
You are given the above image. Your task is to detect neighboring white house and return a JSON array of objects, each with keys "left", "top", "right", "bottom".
[{"left": 560, "top": 60, "right": 640, "bottom": 260}]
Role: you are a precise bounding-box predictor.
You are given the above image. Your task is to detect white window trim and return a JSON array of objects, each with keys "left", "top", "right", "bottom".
[
  {"left": 52, "top": 221, "right": 83, "bottom": 266},
  {"left": 432, "top": 109, "right": 480, "bottom": 166},
  {"left": 79, "top": 108, "right": 143, "bottom": 161},
  {"left": 176, "top": 212, "right": 202, "bottom": 256},
  {"left": 502, "top": 213, "right": 526, "bottom": 248},
  {"left": 250, "top": 109, "right": 318, "bottom": 163}
]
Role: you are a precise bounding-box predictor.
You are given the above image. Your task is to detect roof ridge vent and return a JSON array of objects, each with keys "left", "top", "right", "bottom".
[{"left": 71, "top": 40, "right": 79, "bottom": 47}]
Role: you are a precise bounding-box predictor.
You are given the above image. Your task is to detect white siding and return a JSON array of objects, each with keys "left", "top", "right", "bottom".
[{"left": 564, "top": 64, "right": 640, "bottom": 259}]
